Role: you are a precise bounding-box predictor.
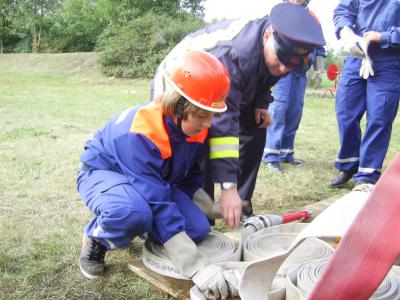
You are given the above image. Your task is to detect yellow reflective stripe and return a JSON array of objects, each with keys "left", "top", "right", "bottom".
[
  {"left": 210, "top": 150, "right": 239, "bottom": 159},
  {"left": 209, "top": 137, "right": 239, "bottom": 159},
  {"left": 209, "top": 137, "right": 239, "bottom": 146}
]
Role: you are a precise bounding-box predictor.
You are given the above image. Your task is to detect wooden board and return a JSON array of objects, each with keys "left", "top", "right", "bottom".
[{"left": 128, "top": 259, "right": 192, "bottom": 300}]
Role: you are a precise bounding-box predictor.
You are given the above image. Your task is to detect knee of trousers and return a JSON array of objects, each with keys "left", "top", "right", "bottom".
[
  {"left": 97, "top": 206, "right": 153, "bottom": 240},
  {"left": 185, "top": 214, "right": 211, "bottom": 242}
]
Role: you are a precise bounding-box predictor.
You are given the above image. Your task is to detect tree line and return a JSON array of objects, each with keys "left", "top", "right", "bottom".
[
  {"left": 0, "top": 0, "right": 341, "bottom": 79},
  {"left": 0, "top": 0, "right": 205, "bottom": 53},
  {"left": 0, "top": 0, "right": 206, "bottom": 77}
]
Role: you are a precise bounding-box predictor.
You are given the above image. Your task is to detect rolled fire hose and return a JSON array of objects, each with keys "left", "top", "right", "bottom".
[
  {"left": 239, "top": 190, "right": 372, "bottom": 300},
  {"left": 286, "top": 260, "right": 400, "bottom": 300},
  {"left": 142, "top": 231, "right": 240, "bottom": 280},
  {"left": 142, "top": 211, "right": 311, "bottom": 280},
  {"left": 242, "top": 224, "right": 334, "bottom": 300}
]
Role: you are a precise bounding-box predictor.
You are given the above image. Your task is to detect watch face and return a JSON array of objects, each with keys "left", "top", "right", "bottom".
[{"left": 222, "top": 182, "right": 236, "bottom": 189}]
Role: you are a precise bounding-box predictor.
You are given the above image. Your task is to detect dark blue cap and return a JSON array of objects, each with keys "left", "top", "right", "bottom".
[{"left": 270, "top": 3, "right": 325, "bottom": 71}]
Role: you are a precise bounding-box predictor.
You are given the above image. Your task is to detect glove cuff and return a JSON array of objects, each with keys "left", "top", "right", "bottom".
[{"left": 163, "top": 231, "right": 209, "bottom": 278}]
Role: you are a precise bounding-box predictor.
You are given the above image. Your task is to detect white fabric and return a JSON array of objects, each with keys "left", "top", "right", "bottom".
[
  {"left": 143, "top": 231, "right": 239, "bottom": 280},
  {"left": 192, "top": 264, "right": 229, "bottom": 300},
  {"left": 353, "top": 182, "right": 375, "bottom": 193},
  {"left": 238, "top": 191, "right": 370, "bottom": 300},
  {"left": 340, "top": 26, "right": 368, "bottom": 58},
  {"left": 162, "top": 231, "right": 209, "bottom": 278},
  {"left": 359, "top": 47, "right": 375, "bottom": 79},
  {"left": 242, "top": 224, "right": 334, "bottom": 300},
  {"left": 286, "top": 262, "right": 400, "bottom": 300}
]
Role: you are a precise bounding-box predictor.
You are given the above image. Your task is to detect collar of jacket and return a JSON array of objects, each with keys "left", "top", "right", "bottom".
[{"left": 130, "top": 102, "right": 208, "bottom": 160}]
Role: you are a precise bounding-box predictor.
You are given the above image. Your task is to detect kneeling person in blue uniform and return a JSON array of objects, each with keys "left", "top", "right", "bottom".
[{"left": 77, "top": 51, "right": 236, "bottom": 298}]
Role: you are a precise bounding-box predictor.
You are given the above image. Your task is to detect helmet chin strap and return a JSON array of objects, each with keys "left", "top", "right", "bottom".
[{"left": 175, "top": 97, "right": 186, "bottom": 130}]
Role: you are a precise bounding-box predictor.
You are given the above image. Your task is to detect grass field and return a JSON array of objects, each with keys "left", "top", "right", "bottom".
[{"left": 1, "top": 53, "right": 399, "bottom": 299}]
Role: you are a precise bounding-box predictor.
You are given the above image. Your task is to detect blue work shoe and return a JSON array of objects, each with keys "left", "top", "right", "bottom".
[
  {"left": 282, "top": 158, "right": 304, "bottom": 166},
  {"left": 79, "top": 235, "right": 107, "bottom": 279},
  {"left": 264, "top": 161, "right": 283, "bottom": 172}
]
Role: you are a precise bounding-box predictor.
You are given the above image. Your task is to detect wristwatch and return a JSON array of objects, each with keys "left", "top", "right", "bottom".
[{"left": 221, "top": 182, "right": 237, "bottom": 190}]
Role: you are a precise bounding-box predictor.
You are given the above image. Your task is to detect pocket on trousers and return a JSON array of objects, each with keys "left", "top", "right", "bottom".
[{"left": 99, "top": 177, "right": 130, "bottom": 193}]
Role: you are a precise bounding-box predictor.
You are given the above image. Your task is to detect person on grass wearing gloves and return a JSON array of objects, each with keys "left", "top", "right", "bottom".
[
  {"left": 77, "top": 50, "right": 237, "bottom": 299},
  {"left": 261, "top": 0, "right": 326, "bottom": 172},
  {"left": 152, "top": 3, "right": 326, "bottom": 228},
  {"left": 329, "top": 0, "right": 400, "bottom": 190}
]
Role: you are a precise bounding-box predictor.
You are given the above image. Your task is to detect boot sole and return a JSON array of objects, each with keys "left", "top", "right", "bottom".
[{"left": 79, "top": 263, "right": 102, "bottom": 280}]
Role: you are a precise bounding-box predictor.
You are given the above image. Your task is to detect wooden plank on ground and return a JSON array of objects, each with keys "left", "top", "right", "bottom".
[{"left": 128, "top": 259, "right": 192, "bottom": 300}]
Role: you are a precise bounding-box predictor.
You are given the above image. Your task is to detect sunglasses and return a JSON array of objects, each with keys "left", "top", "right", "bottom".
[{"left": 272, "top": 31, "right": 313, "bottom": 72}]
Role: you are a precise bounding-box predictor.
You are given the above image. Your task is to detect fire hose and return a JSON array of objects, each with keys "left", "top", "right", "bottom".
[
  {"left": 141, "top": 210, "right": 312, "bottom": 279},
  {"left": 286, "top": 260, "right": 400, "bottom": 300},
  {"left": 142, "top": 231, "right": 239, "bottom": 280}
]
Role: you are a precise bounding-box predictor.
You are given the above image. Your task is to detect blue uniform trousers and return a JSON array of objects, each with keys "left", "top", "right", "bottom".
[
  {"left": 335, "top": 57, "right": 400, "bottom": 183},
  {"left": 77, "top": 168, "right": 210, "bottom": 249},
  {"left": 263, "top": 72, "right": 307, "bottom": 163}
]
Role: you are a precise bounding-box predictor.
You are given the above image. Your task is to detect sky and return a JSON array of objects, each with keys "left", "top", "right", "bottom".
[{"left": 203, "top": 0, "right": 341, "bottom": 49}]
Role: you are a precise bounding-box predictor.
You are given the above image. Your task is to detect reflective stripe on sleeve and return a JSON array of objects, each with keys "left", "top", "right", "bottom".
[{"left": 209, "top": 137, "right": 239, "bottom": 159}]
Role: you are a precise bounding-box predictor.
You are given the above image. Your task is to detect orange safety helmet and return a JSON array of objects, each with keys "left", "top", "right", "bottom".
[{"left": 163, "top": 50, "right": 230, "bottom": 113}]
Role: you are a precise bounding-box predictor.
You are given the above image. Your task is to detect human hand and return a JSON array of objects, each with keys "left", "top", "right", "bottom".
[
  {"left": 220, "top": 188, "right": 242, "bottom": 230},
  {"left": 218, "top": 261, "right": 249, "bottom": 297},
  {"left": 255, "top": 108, "right": 272, "bottom": 128},
  {"left": 340, "top": 26, "right": 369, "bottom": 57},
  {"left": 363, "top": 31, "right": 381, "bottom": 44}
]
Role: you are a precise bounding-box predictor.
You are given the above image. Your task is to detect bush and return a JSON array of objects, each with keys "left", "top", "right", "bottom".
[{"left": 97, "top": 12, "right": 205, "bottom": 78}]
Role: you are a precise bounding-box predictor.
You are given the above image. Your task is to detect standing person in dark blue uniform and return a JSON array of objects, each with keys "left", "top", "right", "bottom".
[
  {"left": 262, "top": 0, "right": 326, "bottom": 172},
  {"left": 152, "top": 3, "right": 326, "bottom": 230},
  {"left": 77, "top": 51, "right": 240, "bottom": 299},
  {"left": 330, "top": 0, "right": 400, "bottom": 190}
]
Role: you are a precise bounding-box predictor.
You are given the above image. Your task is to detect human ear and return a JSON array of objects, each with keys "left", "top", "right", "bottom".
[{"left": 263, "top": 29, "right": 271, "bottom": 44}]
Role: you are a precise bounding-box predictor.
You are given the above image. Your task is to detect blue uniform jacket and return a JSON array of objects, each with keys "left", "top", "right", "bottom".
[
  {"left": 153, "top": 16, "right": 280, "bottom": 183},
  {"left": 334, "top": 0, "right": 400, "bottom": 61},
  {"left": 80, "top": 102, "right": 208, "bottom": 243}
]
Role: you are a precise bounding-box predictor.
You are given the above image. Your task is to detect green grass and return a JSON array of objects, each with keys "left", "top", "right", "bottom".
[{"left": 0, "top": 53, "right": 399, "bottom": 299}]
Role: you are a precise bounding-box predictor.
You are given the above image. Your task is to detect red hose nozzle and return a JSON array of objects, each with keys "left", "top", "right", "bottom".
[{"left": 282, "top": 210, "right": 312, "bottom": 223}]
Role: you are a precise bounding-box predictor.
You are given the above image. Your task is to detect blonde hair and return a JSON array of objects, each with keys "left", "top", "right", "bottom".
[{"left": 155, "top": 90, "right": 205, "bottom": 120}]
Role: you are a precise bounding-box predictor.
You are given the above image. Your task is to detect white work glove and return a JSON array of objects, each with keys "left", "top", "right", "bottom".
[
  {"left": 192, "top": 265, "right": 230, "bottom": 300},
  {"left": 359, "top": 52, "right": 374, "bottom": 79},
  {"left": 340, "top": 26, "right": 369, "bottom": 58},
  {"left": 217, "top": 261, "right": 249, "bottom": 298},
  {"left": 193, "top": 188, "right": 222, "bottom": 220},
  {"left": 190, "top": 262, "right": 246, "bottom": 300},
  {"left": 163, "top": 232, "right": 230, "bottom": 299}
]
